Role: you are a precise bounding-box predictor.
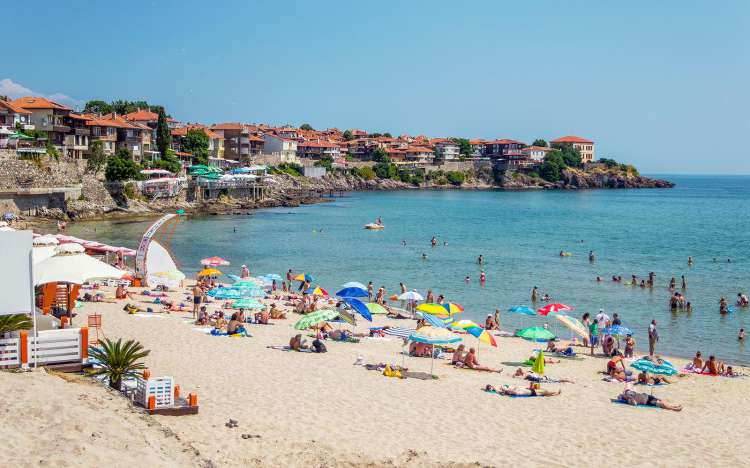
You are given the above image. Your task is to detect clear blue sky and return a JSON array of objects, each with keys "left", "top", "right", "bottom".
[{"left": 4, "top": 1, "right": 748, "bottom": 174}]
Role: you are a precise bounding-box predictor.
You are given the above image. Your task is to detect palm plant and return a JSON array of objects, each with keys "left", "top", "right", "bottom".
[
  {"left": 88, "top": 338, "right": 150, "bottom": 390},
  {"left": 0, "top": 314, "right": 32, "bottom": 335}
]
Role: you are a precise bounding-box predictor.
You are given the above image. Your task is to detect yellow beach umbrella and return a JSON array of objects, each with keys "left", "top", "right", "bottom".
[
  {"left": 198, "top": 267, "right": 222, "bottom": 277},
  {"left": 415, "top": 303, "right": 463, "bottom": 317}
]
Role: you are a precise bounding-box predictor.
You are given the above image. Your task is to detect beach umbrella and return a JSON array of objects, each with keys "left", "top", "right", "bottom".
[
  {"left": 263, "top": 273, "right": 283, "bottom": 281},
  {"left": 450, "top": 319, "right": 497, "bottom": 347},
  {"left": 416, "top": 303, "right": 463, "bottom": 317},
  {"left": 341, "top": 297, "right": 372, "bottom": 321},
  {"left": 408, "top": 326, "right": 463, "bottom": 376},
  {"left": 554, "top": 314, "right": 588, "bottom": 339},
  {"left": 537, "top": 303, "right": 573, "bottom": 316},
  {"left": 508, "top": 306, "right": 536, "bottom": 316},
  {"left": 294, "top": 273, "right": 314, "bottom": 282},
  {"left": 630, "top": 357, "right": 678, "bottom": 376},
  {"left": 365, "top": 303, "right": 388, "bottom": 315},
  {"left": 516, "top": 326, "right": 555, "bottom": 342},
  {"left": 336, "top": 309, "right": 356, "bottom": 325},
  {"left": 151, "top": 269, "right": 186, "bottom": 281},
  {"left": 33, "top": 243, "right": 127, "bottom": 286},
  {"left": 342, "top": 281, "right": 367, "bottom": 290},
  {"left": 531, "top": 350, "right": 545, "bottom": 376},
  {"left": 198, "top": 267, "right": 222, "bottom": 277},
  {"left": 293, "top": 309, "right": 339, "bottom": 330},
  {"left": 233, "top": 279, "right": 263, "bottom": 288},
  {"left": 232, "top": 298, "right": 264, "bottom": 310},
  {"left": 200, "top": 256, "right": 230, "bottom": 267},
  {"left": 601, "top": 325, "right": 632, "bottom": 337},
  {"left": 416, "top": 311, "right": 450, "bottom": 329},
  {"left": 207, "top": 287, "right": 243, "bottom": 300},
  {"left": 227, "top": 274, "right": 242, "bottom": 283},
  {"left": 398, "top": 291, "right": 424, "bottom": 301},
  {"left": 304, "top": 286, "right": 329, "bottom": 297},
  {"left": 336, "top": 287, "right": 369, "bottom": 298},
  {"left": 377, "top": 327, "right": 414, "bottom": 339}
]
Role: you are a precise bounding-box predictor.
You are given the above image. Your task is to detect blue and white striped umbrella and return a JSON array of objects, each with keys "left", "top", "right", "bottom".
[
  {"left": 370, "top": 327, "right": 414, "bottom": 338},
  {"left": 416, "top": 311, "right": 451, "bottom": 329}
]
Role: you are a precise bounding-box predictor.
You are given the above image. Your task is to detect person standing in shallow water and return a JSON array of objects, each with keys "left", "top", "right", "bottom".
[
  {"left": 531, "top": 286, "right": 538, "bottom": 303},
  {"left": 477, "top": 255, "right": 484, "bottom": 266},
  {"left": 589, "top": 251, "right": 595, "bottom": 262},
  {"left": 681, "top": 275, "right": 687, "bottom": 290}
]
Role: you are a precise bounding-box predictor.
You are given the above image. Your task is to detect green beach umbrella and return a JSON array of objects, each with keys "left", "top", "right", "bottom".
[
  {"left": 515, "top": 326, "right": 555, "bottom": 342},
  {"left": 293, "top": 309, "right": 339, "bottom": 330},
  {"left": 365, "top": 302, "right": 388, "bottom": 315},
  {"left": 233, "top": 298, "right": 264, "bottom": 310}
]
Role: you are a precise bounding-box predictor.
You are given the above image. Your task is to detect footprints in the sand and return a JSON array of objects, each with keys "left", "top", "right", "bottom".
[{"left": 225, "top": 418, "right": 262, "bottom": 439}]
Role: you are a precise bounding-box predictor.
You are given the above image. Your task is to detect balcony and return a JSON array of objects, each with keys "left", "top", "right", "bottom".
[
  {"left": 240, "top": 147, "right": 250, "bottom": 155},
  {"left": 73, "top": 128, "right": 90, "bottom": 136},
  {"left": 51, "top": 125, "right": 71, "bottom": 133}
]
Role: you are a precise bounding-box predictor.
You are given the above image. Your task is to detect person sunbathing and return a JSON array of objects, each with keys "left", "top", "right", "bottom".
[
  {"left": 487, "top": 383, "right": 560, "bottom": 397},
  {"left": 637, "top": 371, "right": 674, "bottom": 385},
  {"left": 196, "top": 306, "right": 209, "bottom": 325},
  {"left": 606, "top": 351, "right": 631, "bottom": 381},
  {"left": 618, "top": 388, "right": 682, "bottom": 411},
  {"left": 513, "top": 367, "right": 574, "bottom": 383},
  {"left": 701, "top": 355, "right": 726, "bottom": 375},
  {"left": 409, "top": 341, "right": 433, "bottom": 357},
  {"left": 254, "top": 309, "right": 270, "bottom": 324},
  {"left": 290, "top": 334, "right": 309, "bottom": 351},
  {"left": 115, "top": 284, "right": 129, "bottom": 299},
  {"left": 451, "top": 344, "right": 466, "bottom": 365},
  {"left": 227, "top": 313, "right": 249, "bottom": 336},
  {"left": 269, "top": 303, "right": 286, "bottom": 319},
  {"left": 329, "top": 329, "right": 351, "bottom": 342},
  {"left": 530, "top": 354, "right": 561, "bottom": 364},
  {"left": 464, "top": 348, "right": 502, "bottom": 372}
]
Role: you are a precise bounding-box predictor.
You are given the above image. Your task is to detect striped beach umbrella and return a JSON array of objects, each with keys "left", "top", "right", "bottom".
[
  {"left": 630, "top": 357, "right": 678, "bottom": 376},
  {"left": 293, "top": 309, "right": 339, "bottom": 330},
  {"left": 537, "top": 303, "right": 573, "bottom": 316},
  {"left": 450, "top": 319, "right": 497, "bottom": 347}
]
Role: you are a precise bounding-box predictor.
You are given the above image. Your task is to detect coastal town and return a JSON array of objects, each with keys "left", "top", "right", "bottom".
[{"left": 0, "top": 95, "right": 672, "bottom": 222}]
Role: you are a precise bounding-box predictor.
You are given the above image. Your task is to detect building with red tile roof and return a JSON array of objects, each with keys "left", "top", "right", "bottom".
[
  {"left": 10, "top": 96, "right": 73, "bottom": 149},
  {"left": 0, "top": 99, "right": 31, "bottom": 132},
  {"left": 551, "top": 135, "right": 595, "bottom": 162}
]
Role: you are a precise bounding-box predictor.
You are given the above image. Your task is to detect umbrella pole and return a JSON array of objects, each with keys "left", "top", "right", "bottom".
[{"left": 430, "top": 350, "right": 434, "bottom": 377}]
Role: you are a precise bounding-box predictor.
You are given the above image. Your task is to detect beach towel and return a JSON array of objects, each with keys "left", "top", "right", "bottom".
[
  {"left": 266, "top": 345, "right": 312, "bottom": 353},
  {"left": 132, "top": 313, "right": 166, "bottom": 318}
]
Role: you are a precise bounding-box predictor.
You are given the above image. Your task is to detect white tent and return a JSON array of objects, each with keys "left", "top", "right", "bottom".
[
  {"left": 145, "top": 240, "right": 184, "bottom": 288},
  {"left": 32, "top": 235, "right": 59, "bottom": 264},
  {"left": 33, "top": 243, "right": 126, "bottom": 286}
]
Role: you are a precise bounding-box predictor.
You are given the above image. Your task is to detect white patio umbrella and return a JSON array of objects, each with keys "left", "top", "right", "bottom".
[
  {"left": 32, "top": 235, "right": 59, "bottom": 264},
  {"left": 398, "top": 290, "right": 424, "bottom": 301},
  {"left": 33, "top": 243, "right": 126, "bottom": 286}
]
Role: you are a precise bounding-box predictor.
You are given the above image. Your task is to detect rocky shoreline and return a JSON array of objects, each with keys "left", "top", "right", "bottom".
[{"left": 10, "top": 163, "right": 674, "bottom": 226}]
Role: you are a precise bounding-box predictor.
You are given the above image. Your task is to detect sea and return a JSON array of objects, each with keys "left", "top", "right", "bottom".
[{"left": 67, "top": 175, "right": 750, "bottom": 364}]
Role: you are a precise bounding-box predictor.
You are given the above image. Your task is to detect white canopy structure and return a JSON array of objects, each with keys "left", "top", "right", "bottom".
[{"left": 33, "top": 243, "right": 126, "bottom": 286}]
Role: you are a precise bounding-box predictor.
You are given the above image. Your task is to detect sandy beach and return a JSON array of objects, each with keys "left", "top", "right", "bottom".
[{"left": 3, "top": 283, "right": 749, "bottom": 468}]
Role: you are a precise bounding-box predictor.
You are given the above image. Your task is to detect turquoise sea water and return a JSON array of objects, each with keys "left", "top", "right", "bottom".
[{"left": 68, "top": 176, "right": 750, "bottom": 364}]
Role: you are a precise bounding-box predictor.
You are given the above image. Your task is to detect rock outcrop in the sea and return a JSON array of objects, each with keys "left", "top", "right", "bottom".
[{"left": 493, "top": 168, "right": 673, "bottom": 190}]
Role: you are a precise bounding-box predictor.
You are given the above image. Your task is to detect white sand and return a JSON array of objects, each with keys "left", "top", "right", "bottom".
[{"left": 5, "top": 285, "right": 750, "bottom": 467}]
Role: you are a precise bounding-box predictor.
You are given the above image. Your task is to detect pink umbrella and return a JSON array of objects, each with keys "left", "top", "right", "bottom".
[
  {"left": 201, "top": 256, "right": 230, "bottom": 267},
  {"left": 537, "top": 303, "right": 573, "bottom": 316}
]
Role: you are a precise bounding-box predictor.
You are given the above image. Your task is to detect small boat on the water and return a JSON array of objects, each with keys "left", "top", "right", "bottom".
[{"left": 364, "top": 223, "right": 385, "bottom": 230}]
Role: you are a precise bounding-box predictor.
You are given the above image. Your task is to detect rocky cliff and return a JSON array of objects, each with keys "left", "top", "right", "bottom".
[{"left": 494, "top": 167, "right": 673, "bottom": 190}]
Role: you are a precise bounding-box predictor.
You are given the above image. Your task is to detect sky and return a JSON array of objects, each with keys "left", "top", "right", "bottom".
[{"left": 3, "top": 1, "right": 748, "bottom": 174}]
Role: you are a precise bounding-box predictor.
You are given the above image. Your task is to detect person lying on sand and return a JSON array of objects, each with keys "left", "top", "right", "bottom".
[
  {"left": 463, "top": 348, "right": 503, "bottom": 373},
  {"left": 409, "top": 341, "right": 433, "bottom": 357},
  {"left": 513, "top": 367, "right": 574, "bottom": 383},
  {"left": 530, "top": 354, "right": 561, "bottom": 364},
  {"left": 486, "top": 383, "right": 560, "bottom": 397},
  {"left": 290, "top": 334, "right": 309, "bottom": 351},
  {"left": 618, "top": 388, "right": 682, "bottom": 411},
  {"left": 637, "top": 371, "right": 674, "bottom": 385}
]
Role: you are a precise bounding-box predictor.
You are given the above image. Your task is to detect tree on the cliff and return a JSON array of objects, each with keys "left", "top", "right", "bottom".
[
  {"left": 446, "top": 171, "right": 466, "bottom": 186},
  {"left": 539, "top": 151, "right": 565, "bottom": 182},
  {"left": 156, "top": 108, "right": 172, "bottom": 158},
  {"left": 148, "top": 149, "right": 181, "bottom": 174},
  {"left": 371, "top": 147, "right": 387, "bottom": 162},
  {"left": 300, "top": 123, "right": 314, "bottom": 131},
  {"left": 452, "top": 138, "right": 472, "bottom": 159},
  {"left": 87, "top": 140, "right": 107, "bottom": 174},
  {"left": 532, "top": 138, "right": 547, "bottom": 147},
  {"left": 357, "top": 166, "right": 375, "bottom": 180},
  {"left": 105, "top": 148, "right": 143, "bottom": 181},
  {"left": 559, "top": 146, "right": 582, "bottom": 167},
  {"left": 343, "top": 130, "right": 353, "bottom": 141},
  {"left": 181, "top": 129, "right": 210, "bottom": 165}
]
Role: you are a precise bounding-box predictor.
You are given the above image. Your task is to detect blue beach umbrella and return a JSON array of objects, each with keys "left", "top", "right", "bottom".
[
  {"left": 416, "top": 311, "right": 451, "bottom": 329},
  {"left": 341, "top": 296, "right": 372, "bottom": 321},
  {"left": 602, "top": 325, "right": 632, "bottom": 337},
  {"left": 336, "top": 287, "right": 369, "bottom": 298},
  {"left": 207, "top": 287, "right": 243, "bottom": 300},
  {"left": 263, "top": 273, "right": 283, "bottom": 281},
  {"left": 631, "top": 357, "right": 678, "bottom": 376},
  {"left": 508, "top": 306, "right": 536, "bottom": 316},
  {"left": 227, "top": 274, "right": 242, "bottom": 283}
]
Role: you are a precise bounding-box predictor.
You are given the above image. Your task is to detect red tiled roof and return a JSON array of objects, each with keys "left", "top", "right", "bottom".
[
  {"left": 487, "top": 139, "right": 525, "bottom": 145},
  {"left": 68, "top": 112, "right": 93, "bottom": 121},
  {"left": 172, "top": 124, "right": 221, "bottom": 139},
  {"left": 403, "top": 146, "right": 434, "bottom": 153},
  {"left": 299, "top": 141, "right": 340, "bottom": 148},
  {"left": 469, "top": 139, "right": 488, "bottom": 145},
  {"left": 211, "top": 122, "right": 245, "bottom": 130},
  {"left": 0, "top": 99, "right": 32, "bottom": 114},
  {"left": 87, "top": 114, "right": 137, "bottom": 129},
  {"left": 551, "top": 135, "right": 593, "bottom": 144},
  {"left": 123, "top": 109, "right": 158, "bottom": 121},
  {"left": 11, "top": 96, "right": 72, "bottom": 111},
  {"left": 524, "top": 145, "right": 552, "bottom": 151}
]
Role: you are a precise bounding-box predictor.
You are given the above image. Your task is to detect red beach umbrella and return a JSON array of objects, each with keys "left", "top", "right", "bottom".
[
  {"left": 200, "top": 256, "right": 231, "bottom": 267},
  {"left": 537, "top": 303, "right": 573, "bottom": 316}
]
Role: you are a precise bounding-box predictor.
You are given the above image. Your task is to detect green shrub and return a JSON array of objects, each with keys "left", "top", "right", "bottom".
[
  {"left": 358, "top": 166, "right": 375, "bottom": 180},
  {"left": 445, "top": 171, "right": 465, "bottom": 186}
]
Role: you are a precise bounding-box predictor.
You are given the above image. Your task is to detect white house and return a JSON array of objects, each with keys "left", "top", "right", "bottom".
[{"left": 262, "top": 133, "right": 297, "bottom": 160}]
